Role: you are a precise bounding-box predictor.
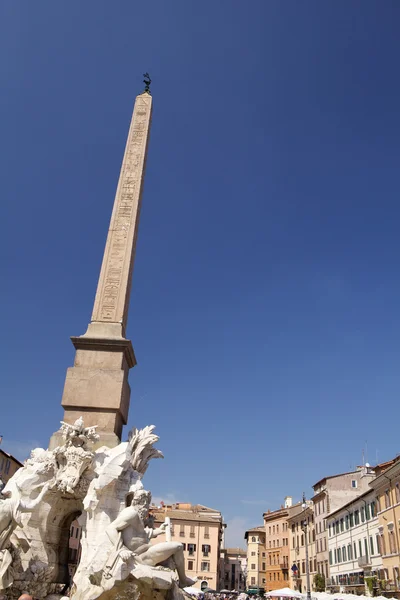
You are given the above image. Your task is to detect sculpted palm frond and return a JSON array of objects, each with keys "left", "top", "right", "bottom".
[{"left": 127, "top": 425, "right": 163, "bottom": 475}]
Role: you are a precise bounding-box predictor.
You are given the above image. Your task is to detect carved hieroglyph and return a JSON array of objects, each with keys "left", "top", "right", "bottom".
[{"left": 90, "top": 93, "right": 152, "bottom": 332}]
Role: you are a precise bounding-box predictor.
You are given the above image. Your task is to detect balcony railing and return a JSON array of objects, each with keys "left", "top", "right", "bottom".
[
  {"left": 358, "top": 556, "right": 371, "bottom": 567},
  {"left": 280, "top": 563, "right": 289, "bottom": 569}
]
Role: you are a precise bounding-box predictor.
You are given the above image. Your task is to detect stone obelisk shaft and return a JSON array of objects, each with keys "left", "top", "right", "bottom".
[
  {"left": 52, "top": 92, "right": 153, "bottom": 449},
  {"left": 88, "top": 92, "right": 152, "bottom": 339}
]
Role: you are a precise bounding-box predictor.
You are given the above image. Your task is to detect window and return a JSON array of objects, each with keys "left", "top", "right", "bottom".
[
  {"left": 342, "top": 546, "right": 346, "bottom": 561},
  {"left": 337, "top": 548, "right": 341, "bottom": 563},
  {"left": 188, "top": 544, "right": 196, "bottom": 555},
  {"left": 292, "top": 537, "right": 295, "bottom": 548},
  {"left": 345, "top": 515, "right": 349, "bottom": 530},
  {"left": 75, "top": 528, "right": 80, "bottom": 539},
  {"left": 188, "top": 560, "right": 193, "bottom": 570},
  {"left": 269, "top": 527, "right": 271, "bottom": 535},
  {"left": 262, "top": 562, "right": 266, "bottom": 570},
  {"left": 202, "top": 544, "right": 210, "bottom": 556},
  {"left": 251, "top": 536, "right": 256, "bottom": 543},
  {"left": 251, "top": 578, "right": 255, "bottom": 585},
  {"left": 251, "top": 564, "right": 256, "bottom": 570},
  {"left": 380, "top": 533, "right": 387, "bottom": 555},
  {"left": 273, "top": 526, "right": 275, "bottom": 534},
  {"left": 371, "top": 501, "right": 376, "bottom": 517},
  {"left": 251, "top": 552, "right": 256, "bottom": 556},
  {"left": 365, "top": 504, "right": 370, "bottom": 520},
  {"left": 348, "top": 544, "right": 352, "bottom": 560},
  {"left": 364, "top": 538, "right": 368, "bottom": 558},
  {"left": 302, "top": 561, "right": 305, "bottom": 574},
  {"left": 396, "top": 483, "right": 400, "bottom": 504},
  {"left": 334, "top": 549, "right": 337, "bottom": 564},
  {"left": 340, "top": 518, "right": 344, "bottom": 532},
  {"left": 353, "top": 542, "right": 357, "bottom": 559},
  {"left": 354, "top": 510, "right": 360, "bottom": 525},
  {"left": 324, "top": 538, "right": 327, "bottom": 551},
  {"left": 389, "top": 530, "right": 397, "bottom": 554},
  {"left": 277, "top": 524, "right": 279, "bottom": 533},
  {"left": 269, "top": 574, "right": 272, "bottom": 581},
  {"left": 269, "top": 541, "right": 272, "bottom": 548},
  {"left": 351, "top": 480, "right": 357, "bottom": 488},
  {"left": 301, "top": 534, "right": 304, "bottom": 546},
  {"left": 190, "top": 525, "right": 195, "bottom": 538},
  {"left": 328, "top": 524, "right": 331, "bottom": 537},
  {"left": 361, "top": 506, "right": 365, "bottom": 522},
  {"left": 204, "top": 526, "right": 210, "bottom": 539},
  {"left": 335, "top": 521, "right": 339, "bottom": 534},
  {"left": 385, "top": 490, "right": 391, "bottom": 509},
  {"left": 359, "top": 540, "right": 362, "bottom": 557},
  {"left": 370, "top": 536, "right": 374, "bottom": 555},
  {"left": 262, "top": 552, "right": 266, "bottom": 557},
  {"left": 314, "top": 558, "right": 317, "bottom": 572},
  {"left": 71, "top": 526, "right": 75, "bottom": 538},
  {"left": 180, "top": 525, "right": 185, "bottom": 537},
  {"left": 273, "top": 573, "right": 276, "bottom": 581},
  {"left": 349, "top": 513, "right": 354, "bottom": 527},
  {"left": 273, "top": 540, "right": 275, "bottom": 548}
]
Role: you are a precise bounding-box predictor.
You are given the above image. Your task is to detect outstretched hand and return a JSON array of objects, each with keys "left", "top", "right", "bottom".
[{"left": 120, "top": 549, "right": 136, "bottom": 562}]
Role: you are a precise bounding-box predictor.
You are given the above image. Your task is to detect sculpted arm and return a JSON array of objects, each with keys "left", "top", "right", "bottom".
[
  {"left": 150, "top": 522, "right": 169, "bottom": 538},
  {"left": 105, "top": 507, "right": 137, "bottom": 547},
  {"left": 19, "top": 483, "right": 49, "bottom": 512}
]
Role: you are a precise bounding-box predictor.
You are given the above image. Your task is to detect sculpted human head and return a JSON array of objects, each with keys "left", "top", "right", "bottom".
[{"left": 132, "top": 489, "right": 151, "bottom": 518}]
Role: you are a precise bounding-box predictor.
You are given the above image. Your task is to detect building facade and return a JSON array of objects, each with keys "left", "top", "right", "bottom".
[
  {"left": 369, "top": 458, "right": 400, "bottom": 593},
  {"left": 0, "top": 449, "right": 23, "bottom": 485},
  {"left": 287, "top": 502, "right": 316, "bottom": 594},
  {"left": 244, "top": 526, "right": 266, "bottom": 591},
  {"left": 326, "top": 489, "right": 382, "bottom": 594},
  {"left": 68, "top": 519, "right": 82, "bottom": 578},
  {"left": 312, "top": 465, "right": 376, "bottom": 583},
  {"left": 150, "top": 502, "right": 224, "bottom": 591},
  {"left": 263, "top": 498, "right": 292, "bottom": 592},
  {"left": 219, "top": 547, "right": 247, "bottom": 591}
]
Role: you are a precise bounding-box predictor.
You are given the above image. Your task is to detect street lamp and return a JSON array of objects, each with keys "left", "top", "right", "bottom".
[{"left": 301, "top": 493, "right": 312, "bottom": 600}]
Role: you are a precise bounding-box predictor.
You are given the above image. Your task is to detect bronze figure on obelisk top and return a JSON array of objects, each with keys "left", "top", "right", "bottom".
[{"left": 50, "top": 79, "right": 153, "bottom": 449}]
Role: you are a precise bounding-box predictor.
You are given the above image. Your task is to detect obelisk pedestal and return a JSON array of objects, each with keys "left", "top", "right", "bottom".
[{"left": 50, "top": 90, "right": 152, "bottom": 450}]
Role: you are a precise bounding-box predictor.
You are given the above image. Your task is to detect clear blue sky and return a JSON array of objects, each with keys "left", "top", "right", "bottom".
[{"left": 1, "top": 1, "right": 400, "bottom": 547}]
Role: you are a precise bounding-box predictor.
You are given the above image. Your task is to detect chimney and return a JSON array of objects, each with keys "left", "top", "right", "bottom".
[{"left": 284, "top": 496, "right": 293, "bottom": 508}]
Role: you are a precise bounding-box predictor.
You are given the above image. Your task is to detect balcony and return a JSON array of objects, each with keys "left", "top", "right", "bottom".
[
  {"left": 358, "top": 556, "right": 371, "bottom": 568},
  {"left": 280, "top": 563, "right": 289, "bottom": 570}
]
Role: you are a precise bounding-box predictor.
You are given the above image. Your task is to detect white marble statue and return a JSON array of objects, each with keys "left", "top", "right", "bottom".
[
  {"left": 103, "top": 488, "right": 196, "bottom": 588},
  {"left": 0, "top": 482, "right": 49, "bottom": 590},
  {"left": 3, "top": 421, "right": 189, "bottom": 600}
]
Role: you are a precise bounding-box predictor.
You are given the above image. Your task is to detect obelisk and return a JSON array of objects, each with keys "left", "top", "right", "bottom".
[{"left": 50, "top": 80, "right": 153, "bottom": 449}]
